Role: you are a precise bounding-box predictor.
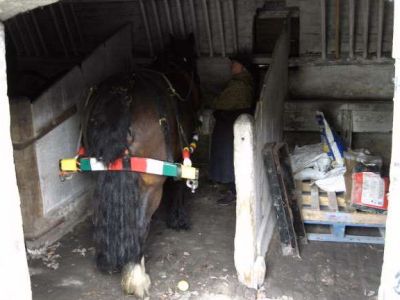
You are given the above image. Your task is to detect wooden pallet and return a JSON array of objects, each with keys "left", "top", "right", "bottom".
[{"left": 296, "top": 181, "right": 387, "bottom": 244}]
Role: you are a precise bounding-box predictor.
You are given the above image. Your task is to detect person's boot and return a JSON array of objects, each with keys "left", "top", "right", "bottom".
[{"left": 217, "top": 190, "right": 236, "bottom": 206}]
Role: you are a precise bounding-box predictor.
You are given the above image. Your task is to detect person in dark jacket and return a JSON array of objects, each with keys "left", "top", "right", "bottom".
[{"left": 209, "top": 53, "right": 255, "bottom": 205}]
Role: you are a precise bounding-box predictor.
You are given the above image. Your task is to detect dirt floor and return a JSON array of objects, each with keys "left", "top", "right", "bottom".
[{"left": 28, "top": 173, "right": 384, "bottom": 300}]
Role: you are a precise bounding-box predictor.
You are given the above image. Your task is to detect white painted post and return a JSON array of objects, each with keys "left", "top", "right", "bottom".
[
  {"left": 234, "top": 114, "right": 266, "bottom": 289},
  {"left": 379, "top": 1, "right": 400, "bottom": 298},
  {"left": 0, "top": 23, "right": 32, "bottom": 300}
]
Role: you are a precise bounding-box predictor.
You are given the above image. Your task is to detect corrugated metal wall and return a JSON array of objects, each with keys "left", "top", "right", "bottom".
[{"left": 4, "top": 0, "right": 395, "bottom": 60}]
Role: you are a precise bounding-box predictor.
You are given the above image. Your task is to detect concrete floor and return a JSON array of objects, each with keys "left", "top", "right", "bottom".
[{"left": 28, "top": 175, "right": 384, "bottom": 300}]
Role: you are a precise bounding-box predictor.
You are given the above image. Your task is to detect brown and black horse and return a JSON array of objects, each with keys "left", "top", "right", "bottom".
[{"left": 84, "top": 34, "right": 200, "bottom": 298}]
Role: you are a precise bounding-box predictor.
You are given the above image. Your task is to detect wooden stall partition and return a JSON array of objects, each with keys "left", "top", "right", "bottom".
[
  {"left": 81, "top": 25, "right": 133, "bottom": 87},
  {"left": 234, "top": 22, "right": 289, "bottom": 289},
  {"left": 10, "top": 25, "right": 134, "bottom": 247}
]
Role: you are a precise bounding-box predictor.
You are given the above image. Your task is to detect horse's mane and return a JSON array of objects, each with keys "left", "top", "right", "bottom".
[{"left": 85, "top": 75, "right": 133, "bottom": 164}]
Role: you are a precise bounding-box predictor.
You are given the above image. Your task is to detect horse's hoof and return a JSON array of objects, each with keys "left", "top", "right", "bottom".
[{"left": 121, "top": 257, "right": 151, "bottom": 298}]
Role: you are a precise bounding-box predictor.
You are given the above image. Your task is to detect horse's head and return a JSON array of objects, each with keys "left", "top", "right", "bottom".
[{"left": 163, "top": 33, "right": 197, "bottom": 74}]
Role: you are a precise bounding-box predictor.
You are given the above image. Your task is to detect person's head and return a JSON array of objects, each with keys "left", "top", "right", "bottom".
[
  {"left": 229, "top": 52, "right": 252, "bottom": 76},
  {"left": 231, "top": 60, "right": 246, "bottom": 75}
]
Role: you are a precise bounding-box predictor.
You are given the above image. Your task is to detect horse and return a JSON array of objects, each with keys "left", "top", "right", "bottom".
[{"left": 84, "top": 34, "right": 200, "bottom": 298}]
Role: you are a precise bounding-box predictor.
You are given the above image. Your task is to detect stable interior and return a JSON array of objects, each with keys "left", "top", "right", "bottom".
[{"left": 3, "top": 0, "right": 395, "bottom": 299}]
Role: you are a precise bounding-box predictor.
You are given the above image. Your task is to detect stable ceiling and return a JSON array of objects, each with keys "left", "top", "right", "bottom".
[{"left": 0, "top": 0, "right": 57, "bottom": 21}]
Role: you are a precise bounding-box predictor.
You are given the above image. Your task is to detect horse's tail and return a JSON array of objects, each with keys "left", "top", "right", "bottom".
[
  {"left": 85, "top": 81, "right": 147, "bottom": 272},
  {"left": 94, "top": 172, "right": 148, "bottom": 272}
]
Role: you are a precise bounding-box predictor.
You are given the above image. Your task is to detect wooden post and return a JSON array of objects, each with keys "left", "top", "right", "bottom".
[
  {"left": 201, "top": 0, "right": 213, "bottom": 57},
  {"left": 216, "top": 0, "right": 226, "bottom": 57},
  {"left": 138, "top": 0, "right": 154, "bottom": 57},
  {"left": 234, "top": 114, "right": 266, "bottom": 289},
  {"left": 363, "top": 0, "right": 370, "bottom": 59},
  {"left": 377, "top": 0, "right": 384, "bottom": 60},
  {"left": 349, "top": 0, "right": 355, "bottom": 59},
  {"left": 320, "top": 0, "right": 326, "bottom": 60}
]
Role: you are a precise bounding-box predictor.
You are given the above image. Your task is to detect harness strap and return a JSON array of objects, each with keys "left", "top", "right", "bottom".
[
  {"left": 138, "top": 69, "right": 193, "bottom": 161},
  {"left": 136, "top": 71, "right": 175, "bottom": 163}
]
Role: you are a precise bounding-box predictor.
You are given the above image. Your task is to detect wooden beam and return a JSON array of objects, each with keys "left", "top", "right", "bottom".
[
  {"left": 68, "top": 3, "right": 84, "bottom": 46},
  {"left": 320, "top": 0, "right": 326, "bottom": 59},
  {"left": 335, "top": 0, "right": 340, "bottom": 59},
  {"left": 341, "top": 109, "right": 353, "bottom": 148},
  {"left": 4, "top": 22, "right": 22, "bottom": 56},
  {"left": 12, "top": 105, "right": 78, "bottom": 151},
  {"left": 349, "top": 0, "right": 355, "bottom": 59},
  {"left": 363, "top": 0, "right": 370, "bottom": 59},
  {"left": 263, "top": 143, "right": 300, "bottom": 257},
  {"left": 163, "top": 0, "right": 174, "bottom": 35},
  {"left": 138, "top": 0, "right": 154, "bottom": 57},
  {"left": 49, "top": 6, "right": 69, "bottom": 57},
  {"left": 228, "top": 0, "right": 238, "bottom": 53},
  {"left": 302, "top": 208, "right": 387, "bottom": 225},
  {"left": 175, "top": 0, "right": 185, "bottom": 36},
  {"left": 188, "top": 0, "right": 199, "bottom": 55},
  {"left": 310, "top": 185, "right": 320, "bottom": 210},
  {"left": 22, "top": 14, "right": 40, "bottom": 56},
  {"left": 59, "top": 2, "right": 78, "bottom": 56},
  {"left": 327, "top": 192, "right": 339, "bottom": 212},
  {"left": 30, "top": 11, "right": 49, "bottom": 56},
  {"left": 201, "top": 0, "right": 213, "bottom": 57},
  {"left": 150, "top": 0, "right": 163, "bottom": 49},
  {"left": 302, "top": 194, "right": 347, "bottom": 208},
  {"left": 377, "top": 0, "right": 384, "bottom": 60},
  {"left": 13, "top": 18, "right": 31, "bottom": 56},
  {"left": 234, "top": 114, "right": 267, "bottom": 289},
  {"left": 216, "top": 0, "right": 226, "bottom": 57}
]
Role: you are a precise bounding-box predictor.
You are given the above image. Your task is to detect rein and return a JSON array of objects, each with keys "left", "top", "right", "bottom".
[{"left": 140, "top": 68, "right": 194, "bottom": 102}]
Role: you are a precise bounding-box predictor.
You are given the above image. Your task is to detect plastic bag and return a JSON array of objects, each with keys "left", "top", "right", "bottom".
[
  {"left": 290, "top": 143, "right": 332, "bottom": 180},
  {"left": 315, "top": 166, "right": 347, "bottom": 193},
  {"left": 344, "top": 150, "right": 383, "bottom": 173}
]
